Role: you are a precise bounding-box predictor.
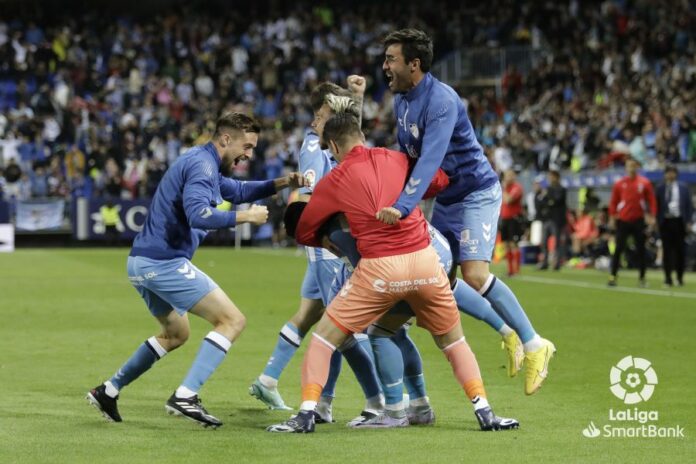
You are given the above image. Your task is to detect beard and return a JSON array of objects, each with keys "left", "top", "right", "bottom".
[{"left": 220, "top": 159, "right": 234, "bottom": 177}]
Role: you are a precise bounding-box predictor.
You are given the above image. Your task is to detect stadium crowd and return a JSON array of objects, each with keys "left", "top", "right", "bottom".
[
  {"left": 0, "top": 0, "right": 694, "bottom": 262},
  {"left": 0, "top": 0, "right": 694, "bottom": 203}
]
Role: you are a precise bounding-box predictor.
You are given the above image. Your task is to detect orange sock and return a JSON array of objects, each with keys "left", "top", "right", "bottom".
[
  {"left": 300, "top": 333, "right": 336, "bottom": 410},
  {"left": 442, "top": 337, "right": 487, "bottom": 400},
  {"left": 506, "top": 250, "right": 514, "bottom": 275}
]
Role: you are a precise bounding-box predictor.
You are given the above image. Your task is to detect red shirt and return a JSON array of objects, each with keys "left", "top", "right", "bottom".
[
  {"left": 609, "top": 174, "right": 657, "bottom": 222},
  {"left": 296, "top": 145, "right": 430, "bottom": 259},
  {"left": 501, "top": 182, "right": 524, "bottom": 219}
]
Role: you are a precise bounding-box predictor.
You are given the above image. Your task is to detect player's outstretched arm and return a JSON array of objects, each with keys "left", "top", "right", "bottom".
[
  {"left": 220, "top": 177, "right": 276, "bottom": 204},
  {"left": 183, "top": 176, "right": 239, "bottom": 230},
  {"left": 273, "top": 172, "right": 308, "bottom": 191},
  {"left": 236, "top": 204, "right": 269, "bottom": 225},
  {"left": 347, "top": 75, "right": 366, "bottom": 125}
]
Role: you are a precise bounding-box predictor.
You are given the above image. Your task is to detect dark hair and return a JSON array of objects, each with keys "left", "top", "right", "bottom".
[
  {"left": 214, "top": 113, "right": 260, "bottom": 138},
  {"left": 309, "top": 82, "right": 352, "bottom": 112},
  {"left": 283, "top": 201, "right": 307, "bottom": 238},
  {"left": 383, "top": 28, "right": 434, "bottom": 72},
  {"left": 665, "top": 164, "right": 678, "bottom": 175},
  {"left": 323, "top": 113, "right": 362, "bottom": 148}
]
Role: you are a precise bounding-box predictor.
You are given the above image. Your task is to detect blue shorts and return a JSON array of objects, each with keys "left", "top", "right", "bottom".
[
  {"left": 430, "top": 182, "right": 502, "bottom": 263},
  {"left": 428, "top": 224, "right": 453, "bottom": 275},
  {"left": 328, "top": 262, "right": 351, "bottom": 304},
  {"left": 127, "top": 256, "right": 218, "bottom": 317},
  {"left": 300, "top": 258, "right": 342, "bottom": 306}
]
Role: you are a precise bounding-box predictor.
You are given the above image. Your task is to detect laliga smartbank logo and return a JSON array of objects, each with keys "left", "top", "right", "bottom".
[
  {"left": 581, "top": 356, "right": 684, "bottom": 439},
  {"left": 609, "top": 355, "right": 657, "bottom": 404}
]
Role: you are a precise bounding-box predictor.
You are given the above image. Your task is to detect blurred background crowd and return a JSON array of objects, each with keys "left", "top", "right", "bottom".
[{"left": 0, "top": 0, "right": 694, "bottom": 268}]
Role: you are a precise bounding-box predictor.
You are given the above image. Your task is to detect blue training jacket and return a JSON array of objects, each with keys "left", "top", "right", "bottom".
[
  {"left": 393, "top": 72, "right": 499, "bottom": 216},
  {"left": 130, "top": 142, "right": 275, "bottom": 260}
]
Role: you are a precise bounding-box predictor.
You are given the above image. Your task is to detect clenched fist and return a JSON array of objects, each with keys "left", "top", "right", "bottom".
[
  {"left": 241, "top": 204, "right": 269, "bottom": 225},
  {"left": 376, "top": 207, "right": 402, "bottom": 225},
  {"left": 347, "top": 75, "right": 366, "bottom": 96},
  {"left": 286, "top": 172, "right": 309, "bottom": 189}
]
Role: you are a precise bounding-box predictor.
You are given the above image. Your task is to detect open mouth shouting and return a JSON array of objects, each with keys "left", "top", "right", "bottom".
[{"left": 234, "top": 155, "right": 249, "bottom": 166}]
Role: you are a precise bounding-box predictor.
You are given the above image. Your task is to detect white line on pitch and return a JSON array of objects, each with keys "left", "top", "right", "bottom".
[{"left": 514, "top": 275, "right": 696, "bottom": 300}]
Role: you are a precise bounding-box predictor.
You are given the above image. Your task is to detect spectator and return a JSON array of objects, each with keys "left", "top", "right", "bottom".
[
  {"left": 537, "top": 169, "right": 567, "bottom": 271},
  {"left": 0, "top": 0, "right": 693, "bottom": 213},
  {"left": 608, "top": 158, "right": 657, "bottom": 287},
  {"left": 656, "top": 165, "right": 693, "bottom": 287},
  {"left": 500, "top": 169, "right": 524, "bottom": 276},
  {"left": 570, "top": 207, "right": 599, "bottom": 258}
]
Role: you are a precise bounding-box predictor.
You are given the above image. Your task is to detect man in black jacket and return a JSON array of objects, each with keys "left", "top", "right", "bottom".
[
  {"left": 656, "top": 165, "right": 693, "bottom": 286},
  {"left": 537, "top": 170, "right": 567, "bottom": 270}
]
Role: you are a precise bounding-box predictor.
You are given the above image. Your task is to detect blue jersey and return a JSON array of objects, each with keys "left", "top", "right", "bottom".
[
  {"left": 392, "top": 73, "right": 498, "bottom": 216},
  {"left": 130, "top": 142, "right": 276, "bottom": 260},
  {"left": 298, "top": 129, "right": 339, "bottom": 262}
]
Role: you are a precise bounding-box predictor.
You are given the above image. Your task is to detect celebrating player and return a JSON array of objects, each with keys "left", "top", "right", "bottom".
[
  {"left": 250, "top": 78, "right": 386, "bottom": 426},
  {"left": 378, "top": 29, "right": 555, "bottom": 394},
  {"left": 86, "top": 113, "right": 307, "bottom": 428},
  {"left": 267, "top": 113, "right": 518, "bottom": 433}
]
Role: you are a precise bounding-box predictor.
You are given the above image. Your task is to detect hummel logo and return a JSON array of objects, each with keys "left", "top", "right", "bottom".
[
  {"left": 482, "top": 223, "right": 492, "bottom": 242},
  {"left": 340, "top": 281, "right": 353, "bottom": 297},
  {"left": 200, "top": 207, "right": 213, "bottom": 219},
  {"left": 405, "top": 177, "right": 421, "bottom": 195},
  {"left": 177, "top": 263, "right": 196, "bottom": 280},
  {"left": 307, "top": 140, "right": 320, "bottom": 152}
]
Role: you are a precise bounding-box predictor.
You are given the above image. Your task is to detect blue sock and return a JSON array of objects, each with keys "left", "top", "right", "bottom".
[
  {"left": 322, "top": 350, "right": 342, "bottom": 398},
  {"left": 340, "top": 334, "right": 382, "bottom": 400},
  {"left": 181, "top": 331, "right": 231, "bottom": 394},
  {"left": 110, "top": 336, "right": 167, "bottom": 390},
  {"left": 452, "top": 278, "right": 505, "bottom": 332},
  {"left": 369, "top": 335, "right": 404, "bottom": 406},
  {"left": 392, "top": 327, "right": 427, "bottom": 400},
  {"left": 356, "top": 333, "right": 376, "bottom": 363},
  {"left": 482, "top": 275, "right": 536, "bottom": 343},
  {"left": 262, "top": 322, "right": 303, "bottom": 380}
]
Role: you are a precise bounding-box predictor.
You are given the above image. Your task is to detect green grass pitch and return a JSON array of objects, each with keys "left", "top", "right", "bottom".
[{"left": 1, "top": 248, "right": 695, "bottom": 463}]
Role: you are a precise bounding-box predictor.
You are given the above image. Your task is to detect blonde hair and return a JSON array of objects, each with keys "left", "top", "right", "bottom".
[{"left": 325, "top": 94, "right": 360, "bottom": 118}]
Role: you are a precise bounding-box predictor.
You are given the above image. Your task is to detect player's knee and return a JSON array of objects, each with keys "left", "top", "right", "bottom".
[
  {"left": 162, "top": 328, "right": 189, "bottom": 350},
  {"left": 219, "top": 310, "right": 246, "bottom": 334},
  {"left": 461, "top": 269, "right": 489, "bottom": 292}
]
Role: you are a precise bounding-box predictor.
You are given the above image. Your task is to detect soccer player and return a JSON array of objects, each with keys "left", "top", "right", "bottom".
[
  {"left": 286, "top": 202, "right": 515, "bottom": 427},
  {"left": 250, "top": 78, "right": 385, "bottom": 425},
  {"left": 267, "top": 113, "right": 518, "bottom": 433},
  {"left": 378, "top": 29, "right": 554, "bottom": 394},
  {"left": 323, "top": 220, "right": 459, "bottom": 428},
  {"left": 86, "top": 113, "right": 307, "bottom": 428},
  {"left": 500, "top": 170, "right": 524, "bottom": 276}
]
